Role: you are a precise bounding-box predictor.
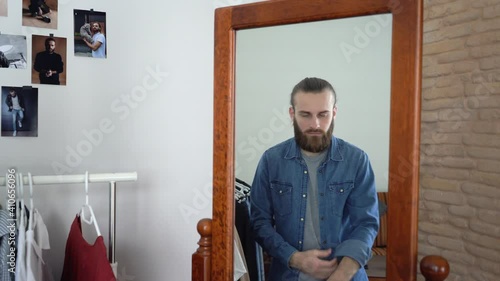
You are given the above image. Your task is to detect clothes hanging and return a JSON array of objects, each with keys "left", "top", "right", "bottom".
[
  {"left": 60, "top": 215, "right": 116, "bottom": 281},
  {"left": 234, "top": 178, "right": 265, "bottom": 281},
  {"left": 0, "top": 209, "right": 14, "bottom": 281},
  {"left": 15, "top": 205, "right": 28, "bottom": 281},
  {"left": 25, "top": 209, "right": 54, "bottom": 281},
  {"left": 235, "top": 178, "right": 251, "bottom": 203},
  {"left": 234, "top": 226, "right": 249, "bottom": 281}
]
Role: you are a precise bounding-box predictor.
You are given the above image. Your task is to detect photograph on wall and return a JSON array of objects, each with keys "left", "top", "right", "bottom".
[
  {"left": 0, "top": 34, "right": 28, "bottom": 69},
  {"left": 0, "top": 0, "right": 7, "bottom": 17},
  {"left": 22, "top": 0, "right": 58, "bottom": 29},
  {"left": 31, "top": 35, "right": 67, "bottom": 85},
  {"left": 74, "top": 9, "right": 107, "bottom": 58},
  {"left": 1, "top": 86, "right": 38, "bottom": 137}
]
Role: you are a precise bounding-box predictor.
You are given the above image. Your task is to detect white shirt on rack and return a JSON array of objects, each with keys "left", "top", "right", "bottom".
[
  {"left": 15, "top": 207, "right": 27, "bottom": 281},
  {"left": 234, "top": 226, "right": 248, "bottom": 281},
  {"left": 26, "top": 209, "right": 54, "bottom": 281}
]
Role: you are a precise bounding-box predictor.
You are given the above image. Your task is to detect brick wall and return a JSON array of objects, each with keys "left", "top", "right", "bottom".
[{"left": 419, "top": 0, "right": 500, "bottom": 280}]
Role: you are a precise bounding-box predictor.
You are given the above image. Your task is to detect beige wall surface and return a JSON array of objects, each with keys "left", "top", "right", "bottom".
[{"left": 419, "top": 0, "right": 500, "bottom": 280}]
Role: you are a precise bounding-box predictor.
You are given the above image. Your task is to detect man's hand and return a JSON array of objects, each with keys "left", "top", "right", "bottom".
[
  {"left": 290, "top": 249, "right": 338, "bottom": 279},
  {"left": 326, "top": 256, "right": 360, "bottom": 281}
]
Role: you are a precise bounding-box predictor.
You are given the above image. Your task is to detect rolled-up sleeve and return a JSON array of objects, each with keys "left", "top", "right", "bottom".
[{"left": 334, "top": 152, "right": 379, "bottom": 267}]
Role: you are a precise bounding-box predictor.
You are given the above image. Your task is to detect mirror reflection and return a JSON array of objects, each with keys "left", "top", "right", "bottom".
[{"left": 234, "top": 14, "right": 392, "bottom": 280}]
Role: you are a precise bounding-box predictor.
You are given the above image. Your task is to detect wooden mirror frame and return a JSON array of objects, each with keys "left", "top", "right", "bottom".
[{"left": 212, "top": 0, "right": 422, "bottom": 280}]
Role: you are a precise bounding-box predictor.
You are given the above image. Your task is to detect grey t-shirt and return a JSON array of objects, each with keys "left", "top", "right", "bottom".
[{"left": 299, "top": 150, "right": 327, "bottom": 281}]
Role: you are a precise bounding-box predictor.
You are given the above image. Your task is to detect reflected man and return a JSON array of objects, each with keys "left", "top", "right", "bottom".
[
  {"left": 250, "top": 77, "right": 379, "bottom": 281},
  {"left": 34, "top": 37, "right": 63, "bottom": 85}
]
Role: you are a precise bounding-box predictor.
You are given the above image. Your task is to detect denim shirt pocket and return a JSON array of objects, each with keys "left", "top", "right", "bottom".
[
  {"left": 270, "top": 181, "right": 293, "bottom": 216},
  {"left": 327, "top": 182, "right": 354, "bottom": 217}
]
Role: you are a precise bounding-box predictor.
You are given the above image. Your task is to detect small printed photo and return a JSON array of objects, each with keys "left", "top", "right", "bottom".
[
  {"left": 1, "top": 86, "right": 38, "bottom": 137},
  {"left": 22, "top": 0, "right": 58, "bottom": 29},
  {"left": 0, "top": 0, "right": 7, "bottom": 17},
  {"left": 74, "top": 9, "right": 107, "bottom": 58},
  {"left": 31, "top": 35, "right": 67, "bottom": 85},
  {"left": 0, "top": 34, "right": 28, "bottom": 69}
]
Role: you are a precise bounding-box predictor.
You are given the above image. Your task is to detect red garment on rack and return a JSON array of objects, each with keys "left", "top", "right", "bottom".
[{"left": 60, "top": 216, "right": 116, "bottom": 281}]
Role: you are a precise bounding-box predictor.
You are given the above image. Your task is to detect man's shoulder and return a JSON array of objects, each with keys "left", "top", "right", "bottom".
[
  {"left": 264, "top": 138, "right": 294, "bottom": 156},
  {"left": 334, "top": 137, "right": 367, "bottom": 157}
]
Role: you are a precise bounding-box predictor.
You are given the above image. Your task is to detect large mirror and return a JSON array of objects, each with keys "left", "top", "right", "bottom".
[
  {"left": 212, "top": 0, "right": 422, "bottom": 280},
  {"left": 235, "top": 14, "right": 392, "bottom": 279}
]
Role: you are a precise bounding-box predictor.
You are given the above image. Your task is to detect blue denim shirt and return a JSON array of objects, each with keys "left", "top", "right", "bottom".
[{"left": 250, "top": 137, "right": 379, "bottom": 281}]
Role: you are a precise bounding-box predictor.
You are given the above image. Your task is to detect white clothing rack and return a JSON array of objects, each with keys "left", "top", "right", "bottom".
[{"left": 0, "top": 172, "right": 138, "bottom": 264}]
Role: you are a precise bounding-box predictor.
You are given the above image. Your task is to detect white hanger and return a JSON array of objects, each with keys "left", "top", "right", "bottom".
[
  {"left": 5, "top": 173, "right": 8, "bottom": 209},
  {"left": 18, "top": 172, "right": 24, "bottom": 207},
  {"left": 17, "top": 172, "right": 25, "bottom": 230},
  {"left": 28, "top": 173, "right": 35, "bottom": 231},
  {"left": 80, "top": 171, "right": 101, "bottom": 237}
]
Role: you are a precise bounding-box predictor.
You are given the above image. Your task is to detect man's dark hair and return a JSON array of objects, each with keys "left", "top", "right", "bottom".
[
  {"left": 45, "top": 37, "right": 56, "bottom": 46},
  {"left": 290, "top": 77, "right": 337, "bottom": 108}
]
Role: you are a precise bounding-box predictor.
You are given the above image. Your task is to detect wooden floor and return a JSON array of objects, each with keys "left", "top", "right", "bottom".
[{"left": 22, "top": 10, "right": 58, "bottom": 30}]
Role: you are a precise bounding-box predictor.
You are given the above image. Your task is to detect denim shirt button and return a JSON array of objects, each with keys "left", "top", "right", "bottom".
[
  {"left": 298, "top": 241, "right": 302, "bottom": 244},
  {"left": 340, "top": 189, "right": 344, "bottom": 193},
  {"left": 300, "top": 217, "right": 304, "bottom": 221},
  {"left": 304, "top": 170, "right": 308, "bottom": 174},
  {"left": 302, "top": 194, "right": 306, "bottom": 198}
]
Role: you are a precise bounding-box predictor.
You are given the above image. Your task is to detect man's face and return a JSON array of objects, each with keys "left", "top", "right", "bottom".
[
  {"left": 92, "top": 23, "right": 100, "bottom": 33},
  {"left": 289, "top": 90, "right": 337, "bottom": 153},
  {"left": 46, "top": 40, "right": 56, "bottom": 53},
  {"left": 9, "top": 90, "right": 16, "bottom": 97}
]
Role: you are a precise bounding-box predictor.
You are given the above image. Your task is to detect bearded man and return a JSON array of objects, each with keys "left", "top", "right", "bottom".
[
  {"left": 250, "top": 77, "right": 379, "bottom": 281},
  {"left": 33, "top": 37, "right": 63, "bottom": 85}
]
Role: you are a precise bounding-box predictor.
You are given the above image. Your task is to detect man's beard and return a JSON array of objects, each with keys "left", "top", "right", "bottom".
[{"left": 293, "top": 117, "right": 334, "bottom": 153}]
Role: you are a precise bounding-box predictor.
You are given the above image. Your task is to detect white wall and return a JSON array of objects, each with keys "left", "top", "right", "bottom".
[{"left": 0, "top": 0, "right": 235, "bottom": 280}]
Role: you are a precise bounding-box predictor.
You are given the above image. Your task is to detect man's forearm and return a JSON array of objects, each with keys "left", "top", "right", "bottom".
[{"left": 327, "top": 256, "right": 360, "bottom": 281}]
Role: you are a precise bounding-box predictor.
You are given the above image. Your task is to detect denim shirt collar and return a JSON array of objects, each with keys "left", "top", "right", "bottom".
[{"left": 283, "top": 136, "right": 344, "bottom": 162}]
